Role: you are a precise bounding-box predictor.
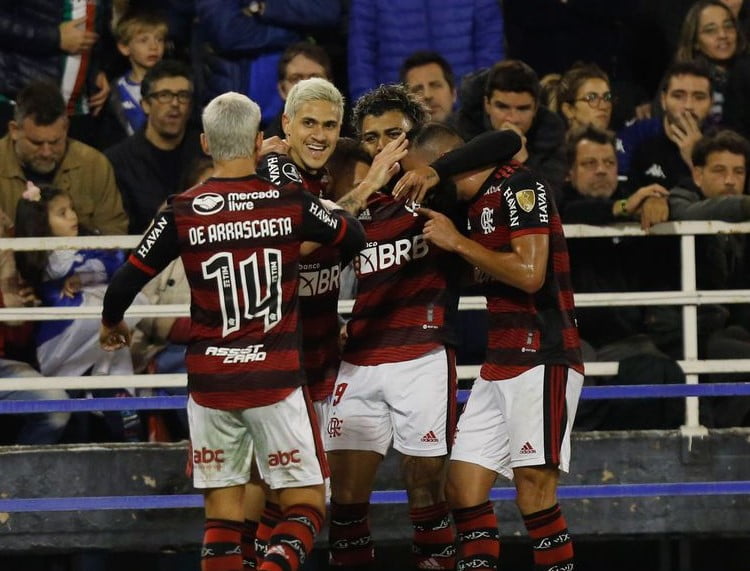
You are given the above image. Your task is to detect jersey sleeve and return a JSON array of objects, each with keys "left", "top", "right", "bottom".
[
  {"left": 128, "top": 205, "right": 180, "bottom": 274},
  {"left": 299, "top": 193, "right": 366, "bottom": 261},
  {"left": 501, "top": 170, "right": 551, "bottom": 237},
  {"left": 101, "top": 206, "right": 179, "bottom": 325},
  {"left": 431, "top": 130, "right": 522, "bottom": 180},
  {"left": 257, "top": 152, "right": 305, "bottom": 187}
]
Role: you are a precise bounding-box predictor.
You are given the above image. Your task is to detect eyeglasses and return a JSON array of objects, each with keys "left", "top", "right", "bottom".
[
  {"left": 148, "top": 90, "right": 193, "bottom": 104},
  {"left": 575, "top": 92, "right": 614, "bottom": 107}
]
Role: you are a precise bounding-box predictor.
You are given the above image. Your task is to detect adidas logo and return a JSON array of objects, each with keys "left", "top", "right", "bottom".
[
  {"left": 519, "top": 441, "right": 536, "bottom": 455},
  {"left": 420, "top": 430, "right": 439, "bottom": 443},
  {"left": 358, "top": 208, "right": 372, "bottom": 221},
  {"left": 644, "top": 163, "right": 666, "bottom": 179}
]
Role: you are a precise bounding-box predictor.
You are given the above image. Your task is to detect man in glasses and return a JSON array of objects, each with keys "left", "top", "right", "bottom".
[
  {"left": 106, "top": 59, "right": 204, "bottom": 234},
  {"left": 457, "top": 59, "right": 567, "bottom": 200}
]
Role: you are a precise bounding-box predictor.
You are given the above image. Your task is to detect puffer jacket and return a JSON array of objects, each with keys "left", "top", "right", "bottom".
[
  {"left": 194, "top": 0, "right": 341, "bottom": 125},
  {"left": 0, "top": 1, "right": 60, "bottom": 99},
  {"left": 347, "top": 0, "right": 504, "bottom": 102}
]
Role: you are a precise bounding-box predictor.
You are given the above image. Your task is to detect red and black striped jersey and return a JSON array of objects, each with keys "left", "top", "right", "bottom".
[
  {"left": 344, "top": 192, "right": 460, "bottom": 365},
  {"left": 104, "top": 174, "right": 365, "bottom": 410},
  {"left": 258, "top": 154, "right": 340, "bottom": 401},
  {"left": 468, "top": 162, "right": 583, "bottom": 380}
]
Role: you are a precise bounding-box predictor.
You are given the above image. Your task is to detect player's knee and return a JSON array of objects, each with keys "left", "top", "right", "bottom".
[
  {"left": 401, "top": 455, "right": 446, "bottom": 502},
  {"left": 513, "top": 466, "right": 558, "bottom": 513}
]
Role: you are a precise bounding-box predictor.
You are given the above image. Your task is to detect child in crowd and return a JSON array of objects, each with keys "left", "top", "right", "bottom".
[
  {"left": 111, "top": 9, "right": 168, "bottom": 136},
  {"left": 14, "top": 183, "right": 147, "bottom": 440}
]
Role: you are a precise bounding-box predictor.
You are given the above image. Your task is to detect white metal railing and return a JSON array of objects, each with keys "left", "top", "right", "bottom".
[{"left": 3, "top": 220, "right": 750, "bottom": 431}]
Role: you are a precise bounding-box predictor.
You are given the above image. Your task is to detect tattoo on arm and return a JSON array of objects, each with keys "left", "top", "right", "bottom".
[{"left": 336, "top": 195, "right": 363, "bottom": 215}]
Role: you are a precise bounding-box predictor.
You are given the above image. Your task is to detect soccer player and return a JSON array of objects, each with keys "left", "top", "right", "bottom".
[
  {"left": 249, "top": 76, "right": 346, "bottom": 566},
  {"left": 248, "top": 78, "right": 410, "bottom": 568},
  {"left": 319, "top": 84, "right": 459, "bottom": 571},
  {"left": 321, "top": 84, "right": 519, "bottom": 571},
  {"left": 99, "top": 92, "right": 368, "bottom": 571},
  {"left": 396, "top": 122, "right": 584, "bottom": 571},
  {"left": 260, "top": 78, "right": 347, "bottom": 413}
]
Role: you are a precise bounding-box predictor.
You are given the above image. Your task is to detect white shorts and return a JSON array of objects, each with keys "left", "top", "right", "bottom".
[
  {"left": 324, "top": 347, "right": 457, "bottom": 457},
  {"left": 188, "top": 387, "right": 327, "bottom": 490},
  {"left": 313, "top": 397, "right": 330, "bottom": 436},
  {"left": 451, "top": 365, "right": 583, "bottom": 480}
]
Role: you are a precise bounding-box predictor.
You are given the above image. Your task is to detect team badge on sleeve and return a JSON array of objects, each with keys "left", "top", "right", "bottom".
[
  {"left": 515, "top": 189, "right": 536, "bottom": 213},
  {"left": 282, "top": 162, "right": 303, "bottom": 183}
]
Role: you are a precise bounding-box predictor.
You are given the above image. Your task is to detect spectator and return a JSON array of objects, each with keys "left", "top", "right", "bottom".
[
  {"left": 105, "top": 59, "right": 203, "bottom": 235},
  {"left": 669, "top": 129, "right": 750, "bottom": 426},
  {"left": 676, "top": 0, "right": 750, "bottom": 127},
  {"left": 263, "top": 41, "right": 335, "bottom": 138},
  {"left": 558, "top": 125, "right": 686, "bottom": 430},
  {"left": 400, "top": 50, "right": 458, "bottom": 124},
  {"left": 0, "top": 81, "right": 128, "bottom": 234},
  {"left": 14, "top": 184, "right": 145, "bottom": 441},
  {"left": 560, "top": 126, "right": 670, "bottom": 230},
  {"left": 557, "top": 63, "right": 614, "bottom": 131},
  {"left": 457, "top": 60, "right": 567, "bottom": 198},
  {"left": 561, "top": 124, "right": 683, "bottom": 359},
  {"left": 193, "top": 0, "right": 341, "bottom": 126},
  {"left": 99, "top": 9, "right": 169, "bottom": 146},
  {"left": 0, "top": 1, "right": 112, "bottom": 146},
  {"left": 622, "top": 61, "right": 715, "bottom": 193},
  {"left": 0, "top": 211, "right": 70, "bottom": 445},
  {"left": 347, "top": 0, "right": 504, "bottom": 102},
  {"left": 110, "top": 0, "right": 193, "bottom": 63}
]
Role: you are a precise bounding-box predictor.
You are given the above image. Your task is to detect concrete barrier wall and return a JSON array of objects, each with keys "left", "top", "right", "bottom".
[{"left": 0, "top": 429, "right": 748, "bottom": 552}]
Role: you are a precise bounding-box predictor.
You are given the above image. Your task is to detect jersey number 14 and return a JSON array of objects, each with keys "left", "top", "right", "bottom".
[{"left": 202, "top": 249, "right": 283, "bottom": 337}]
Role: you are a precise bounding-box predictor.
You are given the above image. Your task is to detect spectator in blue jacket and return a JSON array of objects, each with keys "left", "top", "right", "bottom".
[
  {"left": 347, "top": 0, "right": 504, "bottom": 103},
  {"left": 193, "top": 0, "right": 341, "bottom": 127}
]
